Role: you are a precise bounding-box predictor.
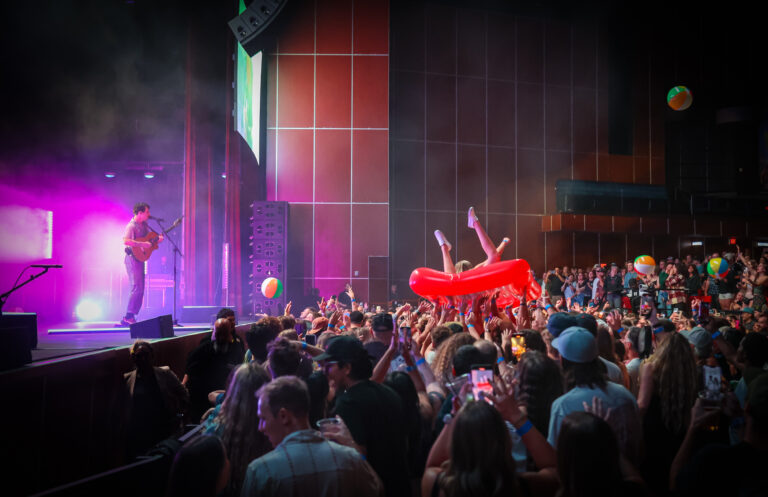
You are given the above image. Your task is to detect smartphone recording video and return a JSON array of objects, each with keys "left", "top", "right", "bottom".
[
  {"left": 510, "top": 332, "right": 526, "bottom": 360},
  {"left": 470, "top": 365, "right": 495, "bottom": 403},
  {"left": 399, "top": 326, "right": 412, "bottom": 345}
]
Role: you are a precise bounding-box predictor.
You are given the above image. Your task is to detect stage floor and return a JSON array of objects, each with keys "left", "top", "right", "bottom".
[{"left": 32, "top": 321, "right": 211, "bottom": 362}]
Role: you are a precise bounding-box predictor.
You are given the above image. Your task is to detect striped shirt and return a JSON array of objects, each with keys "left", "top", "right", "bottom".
[{"left": 241, "top": 429, "right": 384, "bottom": 497}]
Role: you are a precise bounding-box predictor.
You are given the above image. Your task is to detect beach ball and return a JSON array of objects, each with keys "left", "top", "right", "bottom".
[
  {"left": 707, "top": 258, "right": 729, "bottom": 278},
  {"left": 667, "top": 86, "right": 693, "bottom": 111},
  {"left": 260, "top": 277, "right": 283, "bottom": 299},
  {"left": 634, "top": 255, "right": 656, "bottom": 276}
]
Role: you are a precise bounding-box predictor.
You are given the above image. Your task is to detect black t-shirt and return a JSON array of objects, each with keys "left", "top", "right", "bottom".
[
  {"left": 546, "top": 274, "right": 564, "bottom": 296},
  {"left": 333, "top": 380, "right": 411, "bottom": 497},
  {"left": 337, "top": 290, "right": 352, "bottom": 307},
  {"left": 605, "top": 273, "right": 623, "bottom": 293},
  {"left": 364, "top": 340, "right": 388, "bottom": 366},
  {"left": 184, "top": 338, "right": 245, "bottom": 420},
  {"left": 676, "top": 442, "right": 768, "bottom": 497}
]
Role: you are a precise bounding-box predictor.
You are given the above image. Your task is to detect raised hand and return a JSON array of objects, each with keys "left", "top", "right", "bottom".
[
  {"left": 583, "top": 396, "right": 613, "bottom": 422},
  {"left": 489, "top": 376, "right": 524, "bottom": 424},
  {"left": 317, "top": 297, "right": 327, "bottom": 313},
  {"left": 284, "top": 301, "right": 292, "bottom": 317},
  {"left": 328, "top": 310, "right": 342, "bottom": 327},
  {"left": 342, "top": 312, "right": 352, "bottom": 329}
]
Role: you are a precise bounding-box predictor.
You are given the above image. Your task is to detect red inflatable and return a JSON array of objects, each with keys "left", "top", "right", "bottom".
[{"left": 409, "top": 259, "right": 541, "bottom": 307}]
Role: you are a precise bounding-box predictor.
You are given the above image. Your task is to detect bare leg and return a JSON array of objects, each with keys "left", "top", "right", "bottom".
[
  {"left": 435, "top": 230, "right": 456, "bottom": 274},
  {"left": 468, "top": 207, "right": 500, "bottom": 266},
  {"left": 441, "top": 244, "right": 456, "bottom": 274},
  {"left": 496, "top": 237, "right": 511, "bottom": 258}
]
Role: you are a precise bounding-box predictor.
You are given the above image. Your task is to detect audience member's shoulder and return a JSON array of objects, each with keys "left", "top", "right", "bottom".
[
  {"left": 605, "top": 381, "right": 637, "bottom": 402},
  {"left": 326, "top": 438, "right": 368, "bottom": 463}
]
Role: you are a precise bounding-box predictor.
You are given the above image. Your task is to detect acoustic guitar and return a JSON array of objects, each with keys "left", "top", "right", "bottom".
[
  {"left": 131, "top": 232, "right": 164, "bottom": 262},
  {"left": 130, "top": 217, "right": 182, "bottom": 262}
]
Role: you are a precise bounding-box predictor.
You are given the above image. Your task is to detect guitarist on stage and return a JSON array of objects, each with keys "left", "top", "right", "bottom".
[{"left": 121, "top": 202, "right": 163, "bottom": 326}]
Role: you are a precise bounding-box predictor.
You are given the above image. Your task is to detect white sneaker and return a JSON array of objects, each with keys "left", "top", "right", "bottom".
[
  {"left": 468, "top": 207, "right": 478, "bottom": 228},
  {"left": 434, "top": 230, "right": 452, "bottom": 250}
]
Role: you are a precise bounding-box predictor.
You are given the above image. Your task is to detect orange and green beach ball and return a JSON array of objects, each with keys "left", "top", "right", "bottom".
[
  {"left": 260, "top": 277, "right": 284, "bottom": 299},
  {"left": 667, "top": 86, "right": 693, "bottom": 111},
  {"left": 634, "top": 255, "right": 656, "bottom": 276}
]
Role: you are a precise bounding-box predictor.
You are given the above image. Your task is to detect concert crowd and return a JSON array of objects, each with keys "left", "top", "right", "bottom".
[{"left": 126, "top": 246, "right": 768, "bottom": 497}]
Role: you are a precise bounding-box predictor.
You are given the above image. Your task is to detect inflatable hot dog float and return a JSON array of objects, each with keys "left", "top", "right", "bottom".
[{"left": 408, "top": 259, "right": 541, "bottom": 307}]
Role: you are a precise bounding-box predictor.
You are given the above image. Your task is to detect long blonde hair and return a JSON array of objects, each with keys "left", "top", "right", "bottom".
[{"left": 649, "top": 333, "right": 698, "bottom": 434}]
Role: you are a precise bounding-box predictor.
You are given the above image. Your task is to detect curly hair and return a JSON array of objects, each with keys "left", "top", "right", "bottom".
[
  {"left": 214, "top": 362, "right": 272, "bottom": 493},
  {"left": 649, "top": 332, "right": 698, "bottom": 434},
  {"left": 431, "top": 332, "right": 476, "bottom": 385},
  {"left": 516, "top": 351, "right": 563, "bottom": 437}
]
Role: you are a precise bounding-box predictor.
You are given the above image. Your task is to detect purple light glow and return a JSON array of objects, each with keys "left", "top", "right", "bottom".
[
  {"left": 143, "top": 172, "right": 155, "bottom": 179},
  {"left": 0, "top": 176, "right": 132, "bottom": 324}
]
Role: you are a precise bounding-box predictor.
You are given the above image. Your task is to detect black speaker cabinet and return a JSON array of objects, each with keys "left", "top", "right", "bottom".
[
  {"left": 0, "top": 313, "right": 36, "bottom": 370},
  {"left": 130, "top": 314, "right": 174, "bottom": 339}
]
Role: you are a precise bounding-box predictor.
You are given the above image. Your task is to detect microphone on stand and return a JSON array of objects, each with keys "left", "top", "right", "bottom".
[{"left": 31, "top": 264, "right": 63, "bottom": 269}]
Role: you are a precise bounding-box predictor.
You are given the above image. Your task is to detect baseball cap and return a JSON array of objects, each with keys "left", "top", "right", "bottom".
[
  {"left": 552, "top": 326, "right": 598, "bottom": 363},
  {"left": 314, "top": 335, "right": 368, "bottom": 362},
  {"left": 680, "top": 326, "right": 712, "bottom": 353},
  {"left": 547, "top": 312, "right": 578, "bottom": 338},
  {"left": 742, "top": 307, "right": 755, "bottom": 314}
]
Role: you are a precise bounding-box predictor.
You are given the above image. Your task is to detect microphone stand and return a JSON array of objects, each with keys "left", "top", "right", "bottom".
[
  {"left": 0, "top": 267, "right": 57, "bottom": 317},
  {"left": 154, "top": 217, "right": 184, "bottom": 327}
]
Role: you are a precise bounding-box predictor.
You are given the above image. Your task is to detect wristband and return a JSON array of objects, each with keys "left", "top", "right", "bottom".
[
  {"left": 351, "top": 298, "right": 356, "bottom": 302},
  {"left": 459, "top": 312, "right": 465, "bottom": 316},
  {"left": 496, "top": 356, "right": 504, "bottom": 364},
  {"left": 405, "top": 365, "right": 415, "bottom": 372},
  {"left": 515, "top": 419, "right": 533, "bottom": 436},
  {"left": 301, "top": 341, "right": 307, "bottom": 350},
  {"left": 544, "top": 304, "right": 552, "bottom": 311},
  {"left": 653, "top": 326, "right": 664, "bottom": 334},
  {"left": 328, "top": 324, "right": 335, "bottom": 330},
  {"left": 711, "top": 330, "right": 721, "bottom": 340},
  {"left": 339, "top": 325, "right": 346, "bottom": 331},
  {"left": 415, "top": 358, "right": 426, "bottom": 366}
]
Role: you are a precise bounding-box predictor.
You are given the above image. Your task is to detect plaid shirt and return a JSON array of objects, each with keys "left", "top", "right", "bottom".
[{"left": 241, "top": 429, "right": 384, "bottom": 497}]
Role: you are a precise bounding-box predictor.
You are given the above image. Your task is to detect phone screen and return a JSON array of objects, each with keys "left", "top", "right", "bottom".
[
  {"left": 399, "top": 326, "right": 412, "bottom": 350},
  {"left": 702, "top": 365, "right": 721, "bottom": 392},
  {"left": 470, "top": 366, "right": 494, "bottom": 402},
  {"left": 510, "top": 333, "right": 526, "bottom": 359}
]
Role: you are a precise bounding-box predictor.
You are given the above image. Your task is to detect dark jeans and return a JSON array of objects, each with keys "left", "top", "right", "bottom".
[
  {"left": 607, "top": 292, "right": 623, "bottom": 310},
  {"left": 125, "top": 254, "right": 145, "bottom": 317}
]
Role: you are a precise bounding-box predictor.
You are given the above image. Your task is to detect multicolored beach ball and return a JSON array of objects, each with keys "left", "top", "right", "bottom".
[
  {"left": 707, "top": 258, "right": 729, "bottom": 278},
  {"left": 261, "top": 277, "right": 283, "bottom": 299},
  {"left": 667, "top": 86, "right": 693, "bottom": 111},
  {"left": 634, "top": 255, "right": 656, "bottom": 275}
]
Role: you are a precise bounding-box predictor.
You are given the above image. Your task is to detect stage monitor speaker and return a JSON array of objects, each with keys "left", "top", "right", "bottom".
[
  {"left": 130, "top": 314, "right": 174, "bottom": 339},
  {"left": 0, "top": 326, "right": 33, "bottom": 371},
  {"left": 228, "top": 0, "right": 290, "bottom": 57}
]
